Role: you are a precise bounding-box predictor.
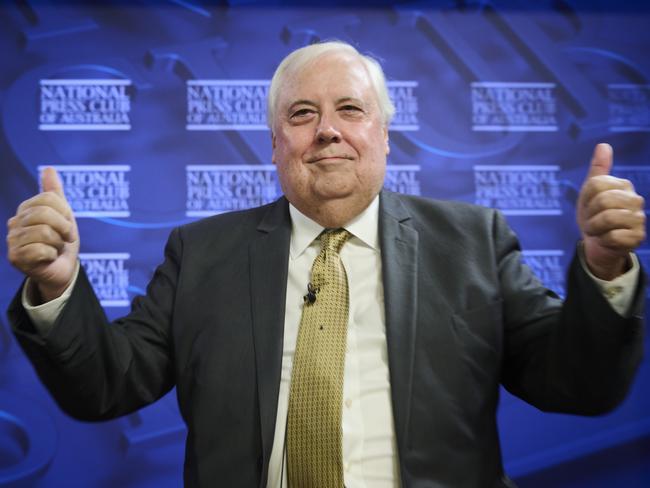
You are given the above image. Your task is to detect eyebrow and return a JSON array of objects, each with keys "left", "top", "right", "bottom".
[{"left": 335, "top": 96, "right": 365, "bottom": 106}]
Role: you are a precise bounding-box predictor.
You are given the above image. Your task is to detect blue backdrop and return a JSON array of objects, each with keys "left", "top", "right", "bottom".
[{"left": 1, "top": 1, "right": 649, "bottom": 486}]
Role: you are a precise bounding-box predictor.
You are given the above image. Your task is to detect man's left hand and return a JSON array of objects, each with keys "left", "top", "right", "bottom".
[{"left": 577, "top": 143, "right": 646, "bottom": 281}]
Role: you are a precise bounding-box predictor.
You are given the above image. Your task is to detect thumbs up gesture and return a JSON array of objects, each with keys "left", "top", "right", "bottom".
[
  {"left": 7, "top": 167, "right": 80, "bottom": 302},
  {"left": 577, "top": 144, "right": 646, "bottom": 280}
]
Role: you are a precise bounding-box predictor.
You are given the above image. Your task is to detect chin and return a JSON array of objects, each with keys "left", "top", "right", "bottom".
[
  {"left": 314, "top": 188, "right": 355, "bottom": 201},
  {"left": 313, "top": 176, "right": 360, "bottom": 195}
]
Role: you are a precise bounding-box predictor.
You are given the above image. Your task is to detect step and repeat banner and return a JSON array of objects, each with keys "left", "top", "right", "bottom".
[{"left": 0, "top": 1, "right": 649, "bottom": 486}]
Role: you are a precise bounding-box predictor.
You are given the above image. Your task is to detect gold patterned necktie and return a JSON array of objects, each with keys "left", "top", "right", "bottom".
[{"left": 286, "top": 228, "right": 352, "bottom": 488}]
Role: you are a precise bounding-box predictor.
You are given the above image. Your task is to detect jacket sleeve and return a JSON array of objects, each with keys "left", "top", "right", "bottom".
[
  {"left": 7, "top": 227, "right": 184, "bottom": 421},
  {"left": 495, "top": 210, "right": 645, "bottom": 415}
]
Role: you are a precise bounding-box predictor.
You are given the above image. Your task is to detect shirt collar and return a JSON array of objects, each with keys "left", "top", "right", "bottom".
[{"left": 289, "top": 195, "right": 380, "bottom": 259}]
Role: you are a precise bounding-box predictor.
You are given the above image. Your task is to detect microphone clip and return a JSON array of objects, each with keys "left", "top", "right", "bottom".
[{"left": 303, "top": 282, "right": 319, "bottom": 305}]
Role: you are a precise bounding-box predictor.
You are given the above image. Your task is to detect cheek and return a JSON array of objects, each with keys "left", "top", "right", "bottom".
[
  {"left": 358, "top": 141, "right": 387, "bottom": 186},
  {"left": 276, "top": 160, "right": 309, "bottom": 195},
  {"left": 364, "top": 161, "right": 386, "bottom": 188},
  {"left": 360, "top": 136, "right": 387, "bottom": 163}
]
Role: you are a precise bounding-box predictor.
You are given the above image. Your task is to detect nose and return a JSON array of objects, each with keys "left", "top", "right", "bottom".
[{"left": 315, "top": 115, "right": 341, "bottom": 144}]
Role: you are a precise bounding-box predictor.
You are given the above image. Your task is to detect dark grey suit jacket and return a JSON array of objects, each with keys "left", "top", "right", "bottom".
[{"left": 9, "top": 191, "right": 645, "bottom": 487}]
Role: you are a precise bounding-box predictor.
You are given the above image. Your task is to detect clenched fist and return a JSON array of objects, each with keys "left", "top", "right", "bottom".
[
  {"left": 7, "top": 167, "right": 80, "bottom": 303},
  {"left": 577, "top": 143, "right": 646, "bottom": 280}
]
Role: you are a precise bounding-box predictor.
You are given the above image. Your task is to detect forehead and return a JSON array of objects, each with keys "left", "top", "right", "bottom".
[{"left": 281, "top": 52, "right": 376, "bottom": 105}]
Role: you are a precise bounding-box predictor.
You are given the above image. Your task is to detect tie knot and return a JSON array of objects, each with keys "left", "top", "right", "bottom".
[{"left": 320, "top": 228, "right": 351, "bottom": 254}]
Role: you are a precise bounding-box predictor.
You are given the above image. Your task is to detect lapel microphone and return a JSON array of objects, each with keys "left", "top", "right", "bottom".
[{"left": 303, "top": 282, "right": 319, "bottom": 304}]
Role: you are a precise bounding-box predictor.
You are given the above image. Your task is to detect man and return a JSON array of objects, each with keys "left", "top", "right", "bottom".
[{"left": 6, "top": 41, "right": 646, "bottom": 487}]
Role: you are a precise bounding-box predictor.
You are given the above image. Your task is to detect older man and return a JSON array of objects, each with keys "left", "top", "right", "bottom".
[{"left": 7, "top": 41, "right": 645, "bottom": 487}]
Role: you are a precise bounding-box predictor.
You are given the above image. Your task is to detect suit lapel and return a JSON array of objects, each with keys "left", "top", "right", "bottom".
[
  {"left": 379, "top": 191, "right": 419, "bottom": 452},
  {"left": 249, "top": 198, "right": 291, "bottom": 477}
]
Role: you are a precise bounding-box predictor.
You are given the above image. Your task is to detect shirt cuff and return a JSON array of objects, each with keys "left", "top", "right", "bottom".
[
  {"left": 578, "top": 248, "right": 640, "bottom": 317},
  {"left": 21, "top": 262, "right": 81, "bottom": 335}
]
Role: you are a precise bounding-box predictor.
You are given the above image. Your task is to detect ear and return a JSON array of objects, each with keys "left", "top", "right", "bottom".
[
  {"left": 383, "top": 126, "right": 390, "bottom": 156},
  {"left": 271, "top": 131, "right": 277, "bottom": 164}
]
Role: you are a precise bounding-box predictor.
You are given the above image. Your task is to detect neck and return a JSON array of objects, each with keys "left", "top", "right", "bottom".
[{"left": 293, "top": 197, "right": 375, "bottom": 229}]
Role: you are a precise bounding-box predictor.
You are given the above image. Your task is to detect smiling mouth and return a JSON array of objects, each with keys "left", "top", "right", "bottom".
[{"left": 308, "top": 155, "right": 355, "bottom": 164}]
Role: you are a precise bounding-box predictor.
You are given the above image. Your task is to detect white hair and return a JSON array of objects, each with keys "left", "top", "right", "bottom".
[{"left": 266, "top": 41, "right": 395, "bottom": 129}]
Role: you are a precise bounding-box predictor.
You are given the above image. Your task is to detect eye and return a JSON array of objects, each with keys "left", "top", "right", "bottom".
[
  {"left": 339, "top": 104, "right": 363, "bottom": 113},
  {"left": 338, "top": 104, "right": 366, "bottom": 118},
  {"left": 290, "top": 108, "right": 315, "bottom": 119}
]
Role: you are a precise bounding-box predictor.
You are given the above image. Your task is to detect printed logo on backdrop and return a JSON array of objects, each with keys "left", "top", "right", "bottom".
[
  {"left": 387, "top": 81, "right": 419, "bottom": 131},
  {"left": 186, "top": 79, "right": 419, "bottom": 131},
  {"left": 608, "top": 84, "right": 650, "bottom": 132},
  {"left": 522, "top": 250, "right": 565, "bottom": 298},
  {"left": 384, "top": 165, "right": 421, "bottom": 195},
  {"left": 474, "top": 165, "right": 562, "bottom": 215},
  {"left": 612, "top": 166, "right": 650, "bottom": 212},
  {"left": 79, "top": 253, "right": 130, "bottom": 307},
  {"left": 186, "top": 80, "right": 268, "bottom": 130},
  {"left": 472, "top": 82, "right": 558, "bottom": 132},
  {"left": 38, "top": 165, "right": 130, "bottom": 217},
  {"left": 39, "top": 79, "right": 132, "bottom": 130},
  {"left": 186, "top": 165, "right": 280, "bottom": 216}
]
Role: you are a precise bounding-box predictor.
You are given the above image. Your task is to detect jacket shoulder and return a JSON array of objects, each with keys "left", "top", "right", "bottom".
[
  {"left": 385, "top": 191, "right": 498, "bottom": 228},
  {"left": 175, "top": 198, "right": 287, "bottom": 243}
]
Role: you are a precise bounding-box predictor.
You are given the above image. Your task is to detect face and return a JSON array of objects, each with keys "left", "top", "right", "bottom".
[{"left": 271, "top": 51, "right": 389, "bottom": 226}]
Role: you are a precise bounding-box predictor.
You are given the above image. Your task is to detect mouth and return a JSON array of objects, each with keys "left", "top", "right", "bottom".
[{"left": 307, "top": 155, "right": 355, "bottom": 164}]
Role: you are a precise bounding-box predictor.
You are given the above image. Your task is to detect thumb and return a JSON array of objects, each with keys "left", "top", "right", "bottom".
[
  {"left": 586, "top": 143, "right": 613, "bottom": 179},
  {"left": 41, "top": 167, "right": 66, "bottom": 198}
]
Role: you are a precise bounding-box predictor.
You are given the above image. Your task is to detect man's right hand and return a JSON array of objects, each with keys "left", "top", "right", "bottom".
[{"left": 7, "top": 167, "right": 80, "bottom": 303}]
